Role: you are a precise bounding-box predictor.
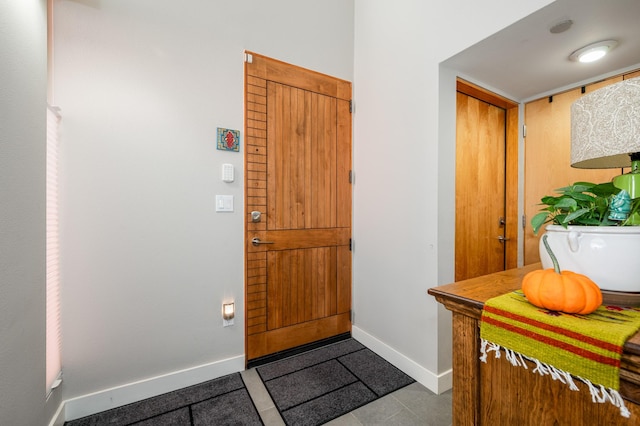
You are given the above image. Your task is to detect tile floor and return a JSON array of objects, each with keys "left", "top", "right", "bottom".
[{"left": 241, "top": 368, "right": 453, "bottom": 426}]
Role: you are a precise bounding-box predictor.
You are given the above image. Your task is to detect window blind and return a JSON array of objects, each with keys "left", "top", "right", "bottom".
[{"left": 46, "top": 104, "right": 62, "bottom": 395}]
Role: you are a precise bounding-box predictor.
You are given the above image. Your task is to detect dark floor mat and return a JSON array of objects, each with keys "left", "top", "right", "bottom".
[
  {"left": 65, "top": 372, "right": 262, "bottom": 426},
  {"left": 256, "top": 338, "right": 415, "bottom": 426}
]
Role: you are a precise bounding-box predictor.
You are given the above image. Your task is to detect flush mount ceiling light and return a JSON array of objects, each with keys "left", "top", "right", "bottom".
[{"left": 569, "top": 40, "right": 618, "bottom": 63}]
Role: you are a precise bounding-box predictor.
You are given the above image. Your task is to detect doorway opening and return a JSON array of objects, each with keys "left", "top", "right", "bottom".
[{"left": 455, "top": 79, "right": 519, "bottom": 281}]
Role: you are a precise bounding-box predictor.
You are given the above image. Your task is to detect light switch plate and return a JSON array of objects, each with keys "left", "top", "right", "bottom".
[{"left": 215, "top": 195, "right": 234, "bottom": 212}]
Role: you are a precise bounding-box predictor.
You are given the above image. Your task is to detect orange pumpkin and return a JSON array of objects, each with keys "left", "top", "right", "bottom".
[{"left": 522, "top": 235, "right": 602, "bottom": 315}]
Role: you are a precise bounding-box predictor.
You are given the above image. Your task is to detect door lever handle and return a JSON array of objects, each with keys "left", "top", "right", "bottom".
[
  {"left": 252, "top": 237, "right": 274, "bottom": 246},
  {"left": 497, "top": 235, "right": 510, "bottom": 242}
]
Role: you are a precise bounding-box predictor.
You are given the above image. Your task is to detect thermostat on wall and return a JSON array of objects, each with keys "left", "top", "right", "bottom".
[{"left": 222, "top": 163, "right": 234, "bottom": 182}]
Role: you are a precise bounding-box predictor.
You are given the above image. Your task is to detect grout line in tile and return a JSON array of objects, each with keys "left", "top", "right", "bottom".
[{"left": 241, "top": 368, "right": 284, "bottom": 423}]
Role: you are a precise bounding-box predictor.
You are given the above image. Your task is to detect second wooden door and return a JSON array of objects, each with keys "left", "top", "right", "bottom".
[{"left": 455, "top": 91, "right": 507, "bottom": 281}]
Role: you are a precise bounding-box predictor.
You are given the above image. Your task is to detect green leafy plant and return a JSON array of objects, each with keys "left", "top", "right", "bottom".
[{"left": 531, "top": 181, "right": 640, "bottom": 235}]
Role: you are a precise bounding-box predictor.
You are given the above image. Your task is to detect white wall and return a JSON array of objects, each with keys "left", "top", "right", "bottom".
[
  {"left": 0, "top": 1, "right": 48, "bottom": 425},
  {"left": 50, "top": 0, "right": 565, "bottom": 417},
  {"left": 351, "top": 0, "right": 555, "bottom": 384},
  {"left": 53, "top": 0, "right": 355, "bottom": 405}
]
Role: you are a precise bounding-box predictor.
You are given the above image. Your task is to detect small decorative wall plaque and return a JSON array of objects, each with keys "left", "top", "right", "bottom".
[{"left": 217, "top": 128, "right": 240, "bottom": 152}]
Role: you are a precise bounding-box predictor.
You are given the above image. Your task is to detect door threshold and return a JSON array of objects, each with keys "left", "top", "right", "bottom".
[{"left": 246, "top": 332, "right": 351, "bottom": 369}]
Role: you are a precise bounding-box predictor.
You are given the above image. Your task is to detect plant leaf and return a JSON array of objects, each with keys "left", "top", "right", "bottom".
[
  {"left": 569, "top": 182, "right": 595, "bottom": 192},
  {"left": 531, "top": 212, "right": 549, "bottom": 235},
  {"left": 564, "top": 192, "right": 596, "bottom": 202},
  {"left": 554, "top": 184, "right": 578, "bottom": 193},
  {"left": 554, "top": 214, "right": 568, "bottom": 225},
  {"left": 599, "top": 217, "right": 618, "bottom": 226},
  {"left": 554, "top": 197, "right": 578, "bottom": 210},
  {"left": 630, "top": 197, "right": 640, "bottom": 216},
  {"left": 590, "top": 182, "right": 620, "bottom": 197},
  {"left": 563, "top": 208, "right": 590, "bottom": 223},
  {"left": 540, "top": 195, "right": 561, "bottom": 205},
  {"left": 535, "top": 180, "right": 631, "bottom": 228}
]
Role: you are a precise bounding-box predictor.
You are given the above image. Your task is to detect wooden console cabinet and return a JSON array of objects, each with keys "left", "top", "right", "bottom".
[{"left": 429, "top": 264, "right": 640, "bottom": 425}]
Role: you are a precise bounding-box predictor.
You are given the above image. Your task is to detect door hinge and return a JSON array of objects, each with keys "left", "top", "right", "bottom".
[
  {"left": 349, "top": 238, "right": 353, "bottom": 251},
  {"left": 351, "top": 310, "right": 355, "bottom": 324},
  {"left": 522, "top": 214, "right": 527, "bottom": 229},
  {"left": 349, "top": 170, "right": 354, "bottom": 184},
  {"left": 523, "top": 124, "right": 527, "bottom": 138},
  {"left": 349, "top": 100, "right": 354, "bottom": 113}
]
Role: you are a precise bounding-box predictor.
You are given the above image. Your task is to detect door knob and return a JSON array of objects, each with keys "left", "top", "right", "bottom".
[
  {"left": 252, "top": 237, "right": 274, "bottom": 246},
  {"left": 497, "top": 236, "right": 510, "bottom": 242}
]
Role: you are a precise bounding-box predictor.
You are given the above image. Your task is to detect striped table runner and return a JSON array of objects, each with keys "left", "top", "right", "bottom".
[{"left": 480, "top": 290, "right": 640, "bottom": 418}]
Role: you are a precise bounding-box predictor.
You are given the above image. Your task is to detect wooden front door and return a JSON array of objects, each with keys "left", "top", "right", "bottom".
[
  {"left": 244, "top": 52, "right": 352, "bottom": 362},
  {"left": 455, "top": 80, "right": 518, "bottom": 281}
]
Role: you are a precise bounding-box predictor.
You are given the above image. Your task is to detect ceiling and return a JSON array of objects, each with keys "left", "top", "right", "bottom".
[{"left": 443, "top": 0, "right": 640, "bottom": 102}]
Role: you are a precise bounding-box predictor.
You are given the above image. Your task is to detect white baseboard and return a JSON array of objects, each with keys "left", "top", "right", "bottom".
[
  {"left": 352, "top": 326, "right": 452, "bottom": 394},
  {"left": 62, "top": 355, "right": 245, "bottom": 422},
  {"left": 48, "top": 400, "right": 65, "bottom": 426}
]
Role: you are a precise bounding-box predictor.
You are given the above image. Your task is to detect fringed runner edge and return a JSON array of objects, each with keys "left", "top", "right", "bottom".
[{"left": 480, "top": 338, "right": 631, "bottom": 418}]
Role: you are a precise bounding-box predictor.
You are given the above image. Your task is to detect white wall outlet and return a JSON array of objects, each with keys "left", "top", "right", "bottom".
[{"left": 223, "top": 318, "right": 234, "bottom": 327}]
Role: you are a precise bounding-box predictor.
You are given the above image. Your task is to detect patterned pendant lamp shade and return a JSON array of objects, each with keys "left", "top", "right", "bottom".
[{"left": 571, "top": 77, "right": 640, "bottom": 169}]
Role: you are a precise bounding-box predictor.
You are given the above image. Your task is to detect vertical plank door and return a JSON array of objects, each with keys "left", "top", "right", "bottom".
[{"left": 244, "top": 52, "right": 352, "bottom": 362}]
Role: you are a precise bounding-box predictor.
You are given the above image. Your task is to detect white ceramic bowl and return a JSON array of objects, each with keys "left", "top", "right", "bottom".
[{"left": 539, "top": 225, "right": 640, "bottom": 293}]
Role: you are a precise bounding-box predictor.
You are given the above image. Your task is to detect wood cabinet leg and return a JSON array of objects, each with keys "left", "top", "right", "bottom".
[{"left": 452, "top": 312, "right": 480, "bottom": 426}]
